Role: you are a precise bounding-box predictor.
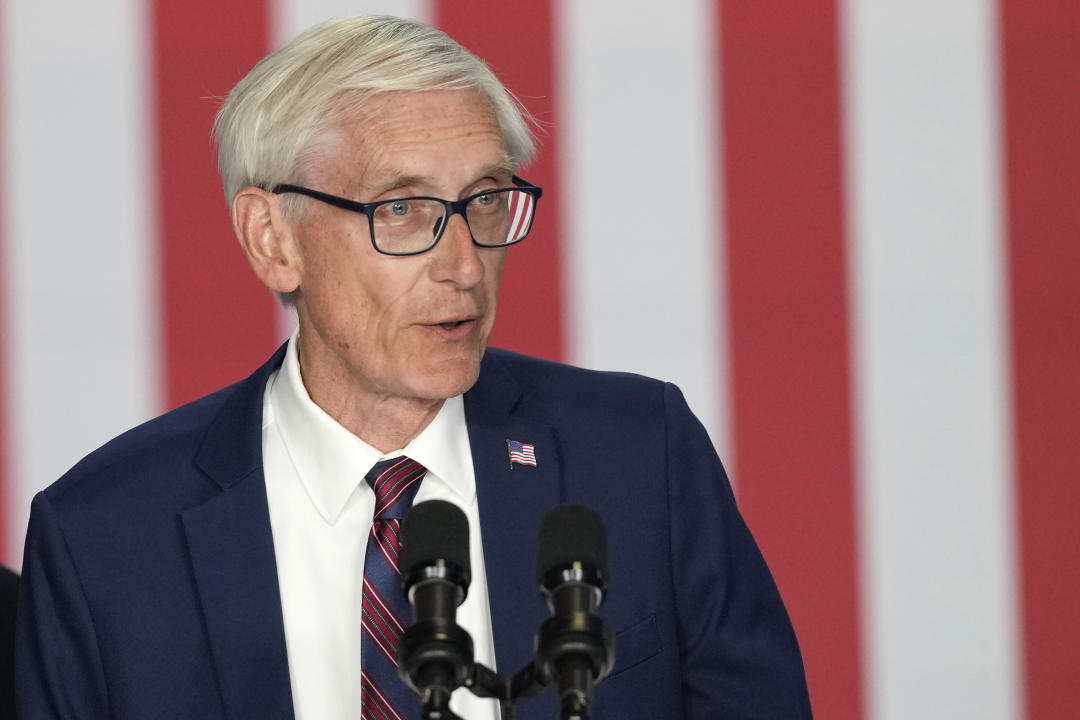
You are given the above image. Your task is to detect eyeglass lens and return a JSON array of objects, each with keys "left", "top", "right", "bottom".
[{"left": 372, "top": 188, "right": 535, "bottom": 255}]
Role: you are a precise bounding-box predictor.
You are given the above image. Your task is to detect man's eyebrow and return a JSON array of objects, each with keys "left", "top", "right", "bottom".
[
  {"left": 466, "top": 158, "right": 518, "bottom": 185},
  {"left": 488, "top": 156, "right": 517, "bottom": 176},
  {"left": 363, "top": 174, "right": 423, "bottom": 196}
]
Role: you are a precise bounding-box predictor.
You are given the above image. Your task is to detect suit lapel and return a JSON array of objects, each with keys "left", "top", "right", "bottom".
[
  {"left": 182, "top": 346, "right": 295, "bottom": 720},
  {"left": 178, "top": 346, "right": 562, "bottom": 719},
  {"left": 465, "top": 353, "right": 562, "bottom": 684}
]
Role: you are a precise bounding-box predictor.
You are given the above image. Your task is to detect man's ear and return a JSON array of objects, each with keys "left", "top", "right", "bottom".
[{"left": 231, "top": 186, "right": 302, "bottom": 294}]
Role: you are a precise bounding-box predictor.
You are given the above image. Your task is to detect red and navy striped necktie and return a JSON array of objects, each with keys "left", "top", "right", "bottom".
[{"left": 361, "top": 456, "right": 427, "bottom": 720}]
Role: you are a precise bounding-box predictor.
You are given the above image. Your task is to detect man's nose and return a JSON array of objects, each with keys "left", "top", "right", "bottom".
[{"left": 431, "top": 212, "right": 484, "bottom": 286}]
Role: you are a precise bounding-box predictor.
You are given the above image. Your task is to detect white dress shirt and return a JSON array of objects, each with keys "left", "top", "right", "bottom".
[{"left": 262, "top": 333, "right": 500, "bottom": 720}]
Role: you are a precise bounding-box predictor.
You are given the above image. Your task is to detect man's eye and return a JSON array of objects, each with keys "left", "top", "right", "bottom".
[
  {"left": 388, "top": 200, "right": 411, "bottom": 216},
  {"left": 474, "top": 192, "right": 497, "bottom": 207}
]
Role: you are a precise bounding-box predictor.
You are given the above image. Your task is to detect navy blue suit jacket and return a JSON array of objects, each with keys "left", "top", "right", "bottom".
[{"left": 17, "top": 346, "right": 811, "bottom": 719}]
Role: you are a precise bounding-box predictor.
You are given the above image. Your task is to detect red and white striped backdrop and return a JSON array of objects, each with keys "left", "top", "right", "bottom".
[{"left": 1, "top": 1, "right": 1077, "bottom": 718}]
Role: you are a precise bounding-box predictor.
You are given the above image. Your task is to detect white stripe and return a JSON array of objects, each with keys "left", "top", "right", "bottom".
[
  {"left": 374, "top": 520, "right": 402, "bottom": 574},
  {"left": 361, "top": 610, "right": 398, "bottom": 666},
  {"left": 1, "top": 0, "right": 159, "bottom": 565},
  {"left": 557, "top": 0, "right": 732, "bottom": 467},
  {"left": 272, "top": 0, "right": 433, "bottom": 48},
  {"left": 376, "top": 540, "right": 399, "bottom": 576},
  {"left": 375, "top": 468, "right": 423, "bottom": 514},
  {"left": 842, "top": 2, "right": 1021, "bottom": 718},
  {"left": 363, "top": 576, "right": 405, "bottom": 634},
  {"left": 362, "top": 618, "right": 397, "bottom": 667},
  {"left": 362, "top": 670, "right": 408, "bottom": 720},
  {"left": 379, "top": 472, "right": 415, "bottom": 512},
  {"left": 375, "top": 456, "right": 411, "bottom": 483},
  {"left": 508, "top": 192, "right": 527, "bottom": 242}
]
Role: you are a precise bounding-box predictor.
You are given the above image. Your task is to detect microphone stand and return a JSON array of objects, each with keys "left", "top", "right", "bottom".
[
  {"left": 507, "top": 574, "right": 613, "bottom": 720},
  {"left": 413, "top": 661, "right": 513, "bottom": 720},
  {"left": 510, "top": 658, "right": 598, "bottom": 720},
  {"left": 409, "top": 572, "right": 614, "bottom": 719},
  {"left": 464, "top": 662, "right": 515, "bottom": 720},
  {"left": 415, "top": 646, "right": 609, "bottom": 720}
]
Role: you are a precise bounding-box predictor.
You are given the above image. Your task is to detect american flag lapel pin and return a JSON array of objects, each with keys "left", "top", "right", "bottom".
[{"left": 507, "top": 439, "right": 537, "bottom": 469}]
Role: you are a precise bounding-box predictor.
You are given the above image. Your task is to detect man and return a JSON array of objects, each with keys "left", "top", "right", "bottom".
[{"left": 16, "top": 16, "right": 812, "bottom": 720}]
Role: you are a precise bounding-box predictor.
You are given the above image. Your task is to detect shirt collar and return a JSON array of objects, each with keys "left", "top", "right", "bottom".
[{"left": 268, "top": 330, "right": 475, "bottom": 524}]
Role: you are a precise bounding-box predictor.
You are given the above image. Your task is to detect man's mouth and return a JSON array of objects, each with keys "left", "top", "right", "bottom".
[{"left": 427, "top": 316, "right": 480, "bottom": 337}]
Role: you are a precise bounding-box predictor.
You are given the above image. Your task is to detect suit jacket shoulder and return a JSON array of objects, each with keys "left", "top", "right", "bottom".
[
  {"left": 17, "top": 344, "right": 292, "bottom": 720},
  {"left": 472, "top": 346, "right": 671, "bottom": 429},
  {"left": 469, "top": 348, "right": 813, "bottom": 720},
  {"left": 43, "top": 345, "right": 281, "bottom": 520}
]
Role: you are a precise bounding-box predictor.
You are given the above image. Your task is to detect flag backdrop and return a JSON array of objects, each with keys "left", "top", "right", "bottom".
[{"left": 1, "top": 1, "right": 1077, "bottom": 718}]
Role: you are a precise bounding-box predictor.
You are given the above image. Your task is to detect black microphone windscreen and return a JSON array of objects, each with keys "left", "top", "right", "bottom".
[
  {"left": 536, "top": 504, "right": 609, "bottom": 584},
  {"left": 400, "top": 500, "right": 471, "bottom": 576}
]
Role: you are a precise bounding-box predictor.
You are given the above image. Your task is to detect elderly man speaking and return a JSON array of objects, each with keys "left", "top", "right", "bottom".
[{"left": 16, "top": 16, "right": 811, "bottom": 720}]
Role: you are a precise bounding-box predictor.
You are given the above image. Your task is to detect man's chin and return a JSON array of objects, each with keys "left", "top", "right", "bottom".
[{"left": 412, "top": 357, "right": 483, "bottom": 400}]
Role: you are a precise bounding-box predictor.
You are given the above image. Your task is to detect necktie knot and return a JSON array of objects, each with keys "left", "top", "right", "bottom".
[{"left": 365, "top": 456, "right": 426, "bottom": 521}]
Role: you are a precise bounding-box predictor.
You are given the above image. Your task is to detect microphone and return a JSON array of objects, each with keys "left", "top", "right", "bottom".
[
  {"left": 533, "top": 504, "right": 615, "bottom": 720},
  {"left": 398, "top": 500, "right": 474, "bottom": 712}
]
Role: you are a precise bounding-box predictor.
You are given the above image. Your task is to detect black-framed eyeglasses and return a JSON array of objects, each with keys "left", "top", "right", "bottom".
[{"left": 272, "top": 176, "right": 543, "bottom": 256}]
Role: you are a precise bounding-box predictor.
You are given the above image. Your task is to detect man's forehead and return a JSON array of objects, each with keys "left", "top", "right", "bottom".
[
  {"left": 336, "top": 88, "right": 498, "bottom": 138},
  {"left": 323, "top": 90, "right": 513, "bottom": 194}
]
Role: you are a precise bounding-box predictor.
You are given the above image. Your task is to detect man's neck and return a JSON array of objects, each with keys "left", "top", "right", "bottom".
[
  {"left": 318, "top": 391, "right": 445, "bottom": 454},
  {"left": 293, "top": 349, "right": 444, "bottom": 454}
]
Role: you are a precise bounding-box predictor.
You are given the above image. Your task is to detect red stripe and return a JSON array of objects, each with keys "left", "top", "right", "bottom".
[
  {"left": 373, "top": 458, "right": 418, "bottom": 500},
  {"left": 361, "top": 615, "right": 399, "bottom": 666},
  {"left": 377, "top": 519, "right": 402, "bottom": 556},
  {"left": 151, "top": 0, "right": 279, "bottom": 409},
  {"left": 362, "top": 580, "right": 405, "bottom": 665},
  {"left": 507, "top": 191, "right": 529, "bottom": 243},
  {"left": 363, "top": 577, "right": 406, "bottom": 636},
  {"left": 373, "top": 458, "right": 411, "bottom": 492},
  {"left": 361, "top": 670, "right": 407, "bottom": 720},
  {"left": 374, "top": 522, "right": 402, "bottom": 574},
  {"left": 716, "top": 3, "right": 862, "bottom": 717},
  {"left": 376, "top": 477, "right": 422, "bottom": 517},
  {"left": 375, "top": 466, "right": 424, "bottom": 516},
  {"left": 999, "top": 2, "right": 1080, "bottom": 716},
  {"left": 432, "top": 1, "right": 565, "bottom": 362},
  {"left": 360, "top": 609, "right": 399, "bottom": 666},
  {"left": 374, "top": 457, "right": 411, "bottom": 482}
]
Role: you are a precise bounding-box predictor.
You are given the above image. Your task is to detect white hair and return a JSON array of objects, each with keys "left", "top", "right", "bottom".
[{"left": 214, "top": 15, "right": 536, "bottom": 206}]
